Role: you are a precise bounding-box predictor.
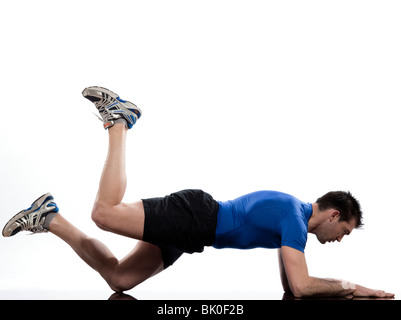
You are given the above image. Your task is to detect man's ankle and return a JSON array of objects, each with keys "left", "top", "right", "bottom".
[{"left": 113, "top": 118, "right": 129, "bottom": 129}]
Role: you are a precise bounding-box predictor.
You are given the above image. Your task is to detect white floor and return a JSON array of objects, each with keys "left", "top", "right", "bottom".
[
  {"left": 0, "top": 290, "right": 285, "bottom": 300},
  {"left": 0, "top": 290, "right": 398, "bottom": 300}
]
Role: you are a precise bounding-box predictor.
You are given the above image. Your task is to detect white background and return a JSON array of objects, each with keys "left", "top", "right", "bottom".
[{"left": 0, "top": 0, "right": 400, "bottom": 299}]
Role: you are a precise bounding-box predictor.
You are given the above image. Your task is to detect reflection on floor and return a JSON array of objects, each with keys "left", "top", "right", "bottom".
[
  {"left": 0, "top": 290, "right": 397, "bottom": 300},
  {"left": 110, "top": 292, "right": 396, "bottom": 301},
  {"left": 108, "top": 292, "right": 137, "bottom": 300},
  {"left": 281, "top": 292, "right": 397, "bottom": 300}
]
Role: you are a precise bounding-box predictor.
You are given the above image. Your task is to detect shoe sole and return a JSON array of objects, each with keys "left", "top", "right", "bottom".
[
  {"left": 82, "top": 86, "right": 142, "bottom": 115},
  {"left": 82, "top": 86, "right": 142, "bottom": 128},
  {"left": 82, "top": 86, "right": 119, "bottom": 101},
  {"left": 2, "top": 193, "right": 54, "bottom": 237}
]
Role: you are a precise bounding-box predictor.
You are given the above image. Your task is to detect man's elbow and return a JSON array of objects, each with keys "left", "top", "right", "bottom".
[
  {"left": 290, "top": 281, "right": 310, "bottom": 298},
  {"left": 291, "top": 287, "right": 304, "bottom": 298}
]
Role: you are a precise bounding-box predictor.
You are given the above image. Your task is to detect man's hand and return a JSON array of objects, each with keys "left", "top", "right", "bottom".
[
  {"left": 280, "top": 246, "right": 395, "bottom": 299},
  {"left": 353, "top": 284, "right": 395, "bottom": 299}
]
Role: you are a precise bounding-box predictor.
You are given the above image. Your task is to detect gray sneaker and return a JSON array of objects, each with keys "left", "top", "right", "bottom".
[
  {"left": 82, "top": 86, "right": 142, "bottom": 129},
  {"left": 2, "top": 193, "right": 59, "bottom": 237}
]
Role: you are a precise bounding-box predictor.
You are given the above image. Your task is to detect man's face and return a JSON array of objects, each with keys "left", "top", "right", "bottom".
[{"left": 316, "top": 211, "right": 357, "bottom": 244}]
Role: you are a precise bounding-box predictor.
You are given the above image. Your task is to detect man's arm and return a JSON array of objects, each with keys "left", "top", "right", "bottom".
[
  {"left": 280, "top": 246, "right": 394, "bottom": 298},
  {"left": 277, "top": 248, "right": 291, "bottom": 293}
]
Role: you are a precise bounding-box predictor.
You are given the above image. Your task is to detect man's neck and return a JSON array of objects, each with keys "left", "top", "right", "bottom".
[{"left": 307, "top": 203, "right": 320, "bottom": 234}]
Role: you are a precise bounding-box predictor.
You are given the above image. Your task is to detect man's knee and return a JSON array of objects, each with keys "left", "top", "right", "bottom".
[
  {"left": 109, "top": 275, "right": 137, "bottom": 293},
  {"left": 91, "top": 203, "right": 111, "bottom": 230}
]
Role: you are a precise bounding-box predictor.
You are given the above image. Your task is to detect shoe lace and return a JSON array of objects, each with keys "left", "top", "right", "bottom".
[
  {"left": 93, "top": 112, "right": 106, "bottom": 123},
  {"left": 28, "top": 226, "right": 47, "bottom": 235},
  {"left": 93, "top": 100, "right": 116, "bottom": 123},
  {"left": 17, "top": 209, "right": 49, "bottom": 235},
  {"left": 27, "top": 216, "right": 48, "bottom": 234}
]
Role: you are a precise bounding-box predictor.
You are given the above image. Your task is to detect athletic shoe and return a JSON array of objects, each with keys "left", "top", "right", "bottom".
[
  {"left": 2, "top": 193, "right": 59, "bottom": 237},
  {"left": 82, "top": 86, "right": 142, "bottom": 129}
]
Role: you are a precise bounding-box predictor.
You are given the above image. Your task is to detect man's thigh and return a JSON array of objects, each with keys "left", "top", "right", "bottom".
[{"left": 116, "top": 240, "right": 164, "bottom": 289}]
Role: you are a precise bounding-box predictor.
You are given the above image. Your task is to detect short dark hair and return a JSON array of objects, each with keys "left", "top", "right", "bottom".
[{"left": 316, "top": 191, "right": 363, "bottom": 228}]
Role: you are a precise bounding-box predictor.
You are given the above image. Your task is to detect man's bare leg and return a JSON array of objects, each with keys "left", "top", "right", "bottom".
[
  {"left": 91, "top": 123, "right": 145, "bottom": 239},
  {"left": 96, "top": 122, "right": 127, "bottom": 206},
  {"left": 48, "top": 214, "right": 163, "bottom": 292}
]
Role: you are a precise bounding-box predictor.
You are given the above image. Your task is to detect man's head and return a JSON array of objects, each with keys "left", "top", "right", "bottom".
[{"left": 314, "top": 191, "right": 363, "bottom": 244}]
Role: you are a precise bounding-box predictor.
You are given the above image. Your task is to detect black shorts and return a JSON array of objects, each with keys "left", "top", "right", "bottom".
[{"left": 142, "top": 189, "right": 219, "bottom": 269}]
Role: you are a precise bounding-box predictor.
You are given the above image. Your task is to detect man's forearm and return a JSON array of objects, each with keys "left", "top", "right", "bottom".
[{"left": 296, "top": 277, "right": 356, "bottom": 297}]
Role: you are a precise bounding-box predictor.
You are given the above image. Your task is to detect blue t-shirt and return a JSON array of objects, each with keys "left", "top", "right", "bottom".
[{"left": 213, "top": 191, "right": 313, "bottom": 253}]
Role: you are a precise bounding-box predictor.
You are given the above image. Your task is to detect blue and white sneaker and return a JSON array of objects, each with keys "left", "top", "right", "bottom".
[
  {"left": 2, "top": 193, "right": 59, "bottom": 237},
  {"left": 82, "top": 86, "right": 142, "bottom": 130}
]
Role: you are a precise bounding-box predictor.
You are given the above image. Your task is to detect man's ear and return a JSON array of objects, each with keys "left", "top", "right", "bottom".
[{"left": 329, "top": 210, "right": 341, "bottom": 222}]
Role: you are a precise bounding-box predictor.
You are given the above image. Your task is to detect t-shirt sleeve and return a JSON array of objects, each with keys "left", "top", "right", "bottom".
[{"left": 280, "top": 217, "right": 308, "bottom": 253}]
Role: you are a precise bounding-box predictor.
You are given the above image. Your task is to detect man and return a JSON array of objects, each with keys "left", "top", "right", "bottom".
[{"left": 2, "top": 87, "right": 394, "bottom": 299}]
